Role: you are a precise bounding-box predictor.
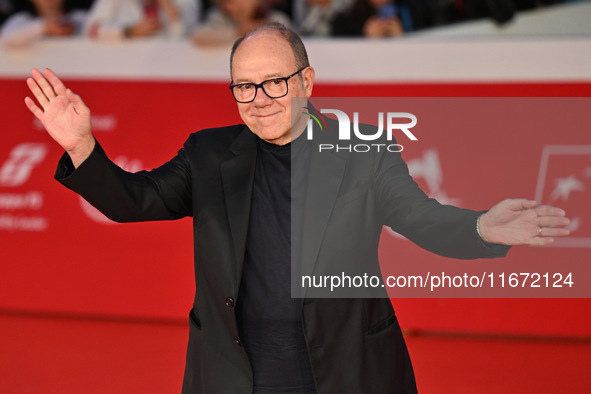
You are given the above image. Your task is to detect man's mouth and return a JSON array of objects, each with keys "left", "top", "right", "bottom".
[{"left": 254, "top": 112, "right": 279, "bottom": 118}]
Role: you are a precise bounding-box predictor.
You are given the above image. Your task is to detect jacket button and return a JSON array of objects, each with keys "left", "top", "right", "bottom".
[
  {"left": 225, "top": 297, "right": 235, "bottom": 307},
  {"left": 234, "top": 338, "right": 242, "bottom": 346}
]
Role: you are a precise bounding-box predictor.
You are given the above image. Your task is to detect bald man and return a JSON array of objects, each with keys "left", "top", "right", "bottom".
[{"left": 26, "top": 23, "right": 570, "bottom": 394}]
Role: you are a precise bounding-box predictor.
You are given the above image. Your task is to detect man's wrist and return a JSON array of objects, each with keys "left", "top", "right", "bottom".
[
  {"left": 476, "top": 214, "right": 483, "bottom": 239},
  {"left": 476, "top": 214, "right": 491, "bottom": 244},
  {"left": 67, "top": 137, "right": 96, "bottom": 169}
]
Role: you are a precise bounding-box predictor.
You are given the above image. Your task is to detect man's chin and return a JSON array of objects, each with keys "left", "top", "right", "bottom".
[{"left": 253, "top": 129, "right": 290, "bottom": 145}]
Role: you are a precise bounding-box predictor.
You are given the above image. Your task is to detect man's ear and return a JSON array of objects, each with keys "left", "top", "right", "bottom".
[{"left": 302, "top": 67, "right": 315, "bottom": 97}]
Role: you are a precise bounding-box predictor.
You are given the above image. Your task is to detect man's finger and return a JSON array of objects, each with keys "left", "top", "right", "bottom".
[
  {"left": 24, "top": 97, "right": 43, "bottom": 120},
  {"left": 504, "top": 199, "right": 537, "bottom": 211},
  {"left": 538, "top": 216, "right": 570, "bottom": 228},
  {"left": 43, "top": 68, "right": 67, "bottom": 96},
  {"left": 539, "top": 227, "right": 570, "bottom": 237},
  {"left": 31, "top": 68, "right": 57, "bottom": 102},
  {"left": 529, "top": 237, "right": 555, "bottom": 246},
  {"left": 26, "top": 76, "right": 49, "bottom": 108},
  {"left": 534, "top": 205, "right": 566, "bottom": 217},
  {"left": 66, "top": 89, "right": 88, "bottom": 115}
]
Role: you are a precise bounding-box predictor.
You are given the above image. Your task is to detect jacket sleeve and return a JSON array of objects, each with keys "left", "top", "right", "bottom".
[
  {"left": 55, "top": 139, "right": 193, "bottom": 223},
  {"left": 373, "top": 147, "right": 510, "bottom": 260}
]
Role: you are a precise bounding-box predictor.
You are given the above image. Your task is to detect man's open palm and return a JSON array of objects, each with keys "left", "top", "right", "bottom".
[
  {"left": 25, "top": 68, "right": 94, "bottom": 167},
  {"left": 479, "top": 199, "right": 570, "bottom": 246}
]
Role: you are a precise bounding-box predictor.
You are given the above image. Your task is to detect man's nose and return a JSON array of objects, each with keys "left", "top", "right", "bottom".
[{"left": 253, "top": 86, "right": 273, "bottom": 105}]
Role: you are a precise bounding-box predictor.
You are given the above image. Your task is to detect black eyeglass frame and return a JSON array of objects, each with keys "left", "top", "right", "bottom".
[{"left": 229, "top": 67, "right": 307, "bottom": 103}]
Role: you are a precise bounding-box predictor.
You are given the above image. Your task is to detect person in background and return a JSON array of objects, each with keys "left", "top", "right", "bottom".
[
  {"left": 0, "top": 0, "right": 16, "bottom": 27},
  {"left": 0, "top": 0, "right": 87, "bottom": 49},
  {"left": 293, "top": 0, "right": 352, "bottom": 36},
  {"left": 84, "top": 0, "right": 200, "bottom": 41},
  {"left": 192, "top": 0, "right": 290, "bottom": 47},
  {"left": 332, "top": 0, "right": 413, "bottom": 37}
]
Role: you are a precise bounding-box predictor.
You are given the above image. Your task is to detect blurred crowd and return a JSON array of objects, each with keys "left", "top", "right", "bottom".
[{"left": 0, "top": 0, "right": 576, "bottom": 49}]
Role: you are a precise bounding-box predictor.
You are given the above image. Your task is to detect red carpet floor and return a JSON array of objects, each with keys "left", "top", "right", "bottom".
[{"left": 1, "top": 314, "right": 590, "bottom": 393}]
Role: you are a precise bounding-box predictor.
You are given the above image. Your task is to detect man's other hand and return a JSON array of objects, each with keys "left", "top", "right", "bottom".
[{"left": 478, "top": 199, "right": 570, "bottom": 246}]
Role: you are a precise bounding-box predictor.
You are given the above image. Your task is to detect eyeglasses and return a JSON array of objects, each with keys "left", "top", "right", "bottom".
[{"left": 229, "top": 67, "right": 306, "bottom": 103}]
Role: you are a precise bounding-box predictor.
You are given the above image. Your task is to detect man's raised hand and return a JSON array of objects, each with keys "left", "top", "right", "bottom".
[
  {"left": 478, "top": 199, "right": 571, "bottom": 246},
  {"left": 25, "top": 68, "right": 95, "bottom": 168}
]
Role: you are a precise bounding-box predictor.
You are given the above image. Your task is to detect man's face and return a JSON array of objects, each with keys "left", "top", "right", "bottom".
[
  {"left": 32, "top": 0, "right": 64, "bottom": 15},
  {"left": 219, "top": 0, "right": 258, "bottom": 19},
  {"left": 231, "top": 31, "right": 314, "bottom": 146}
]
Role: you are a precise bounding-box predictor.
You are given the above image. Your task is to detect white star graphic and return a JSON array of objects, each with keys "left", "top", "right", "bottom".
[{"left": 549, "top": 175, "right": 584, "bottom": 203}]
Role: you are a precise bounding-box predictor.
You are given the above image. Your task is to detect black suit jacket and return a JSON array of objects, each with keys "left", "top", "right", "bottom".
[{"left": 56, "top": 121, "right": 508, "bottom": 393}]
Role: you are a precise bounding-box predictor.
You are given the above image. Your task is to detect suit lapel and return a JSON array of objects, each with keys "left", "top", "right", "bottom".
[
  {"left": 300, "top": 147, "right": 346, "bottom": 279},
  {"left": 219, "top": 123, "right": 347, "bottom": 292},
  {"left": 221, "top": 127, "right": 258, "bottom": 288}
]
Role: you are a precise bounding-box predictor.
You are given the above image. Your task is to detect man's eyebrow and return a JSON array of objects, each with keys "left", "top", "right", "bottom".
[{"left": 233, "top": 73, "right": 284, "bottom": 84}]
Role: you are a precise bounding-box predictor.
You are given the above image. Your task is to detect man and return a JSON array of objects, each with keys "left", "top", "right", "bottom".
[{"left": 25, "top": 23, "right": 570, "bottom": 393}]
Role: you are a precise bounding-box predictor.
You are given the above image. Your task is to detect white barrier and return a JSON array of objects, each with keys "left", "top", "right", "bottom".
[{"left": 1, "top": 37, "right": 590, "bottom": 82}]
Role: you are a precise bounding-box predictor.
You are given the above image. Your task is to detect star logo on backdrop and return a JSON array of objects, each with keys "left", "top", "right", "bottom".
[
  {"left": 535, "top": 145, "right": 591, "bottom": 247},
  {"left": 549, "top": 174, "right": 584, "bottom": 203}
]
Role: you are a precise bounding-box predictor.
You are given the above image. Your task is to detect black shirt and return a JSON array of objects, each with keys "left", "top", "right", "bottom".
[{"left": 236, "top": 135, "right": 316, "bottom": 393}]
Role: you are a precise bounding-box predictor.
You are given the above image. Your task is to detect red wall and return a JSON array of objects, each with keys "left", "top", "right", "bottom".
[{"left": 1, "top": 78, "right": 590, "bottom": 337}]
